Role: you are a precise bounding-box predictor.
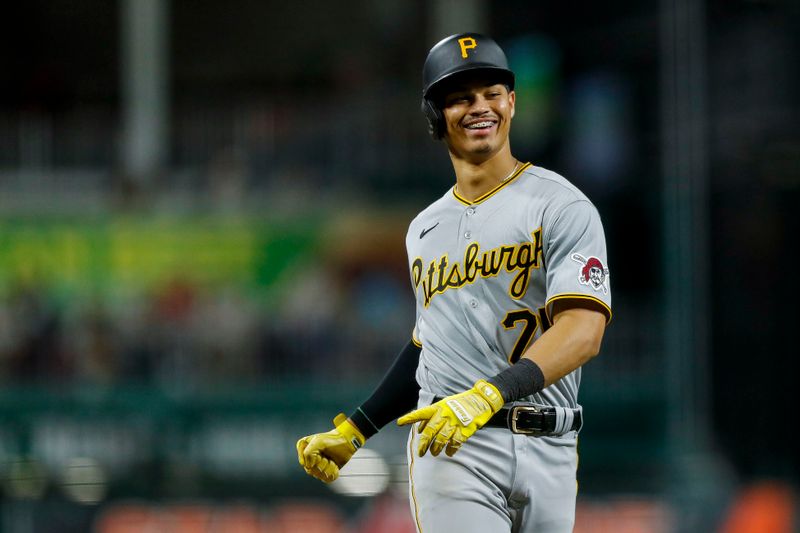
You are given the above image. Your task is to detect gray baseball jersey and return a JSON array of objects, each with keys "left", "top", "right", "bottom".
[
  {"left": 406, "top": 162, "right": 612, "bottom": 408},
  {"left": 404, "top": 162, "right": 611, "bottom": 533}
]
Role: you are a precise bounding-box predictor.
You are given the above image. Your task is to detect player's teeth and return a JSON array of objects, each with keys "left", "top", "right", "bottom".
[{"left": 467, "top": 122, "right": 493, "bottom": 129}]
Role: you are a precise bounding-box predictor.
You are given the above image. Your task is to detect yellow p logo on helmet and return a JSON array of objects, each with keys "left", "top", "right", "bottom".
[{"left": 458, "top": 37, "right": 477, "bottom": 59}]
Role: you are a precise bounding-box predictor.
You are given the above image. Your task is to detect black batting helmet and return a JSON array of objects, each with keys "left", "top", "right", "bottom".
[{"left": 421, "top": 33, "right": 515, "bottom": 139}]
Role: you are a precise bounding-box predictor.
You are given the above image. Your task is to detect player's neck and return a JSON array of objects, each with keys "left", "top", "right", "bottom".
[{"left": 450, "top": 149, "right": 519, "bottom": 202}]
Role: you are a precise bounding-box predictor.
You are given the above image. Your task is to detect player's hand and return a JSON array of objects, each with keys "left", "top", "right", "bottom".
[
  {"left": 397, "top": 380, "right": 504, "bottom": 457},
  {"left": 296, "top": 413, "right": 366, "bottom": 483}
]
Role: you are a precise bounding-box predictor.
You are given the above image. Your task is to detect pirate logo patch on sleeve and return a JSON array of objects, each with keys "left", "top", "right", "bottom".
[{"left": 571, "top": 254, "right": 610, "bottom": 294}]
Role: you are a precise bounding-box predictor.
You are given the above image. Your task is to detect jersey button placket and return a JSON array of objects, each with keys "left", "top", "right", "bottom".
[
  {"left": 463, "top": 206, "right": 475, "bottom": 240},
  {"left": 461, "top": 206, "right": 479, "bottom": 311}
]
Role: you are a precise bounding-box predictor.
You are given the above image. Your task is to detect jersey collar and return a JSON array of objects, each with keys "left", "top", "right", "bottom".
[{"left": 452, "top": 162, "right": 532, "bottom": 206}]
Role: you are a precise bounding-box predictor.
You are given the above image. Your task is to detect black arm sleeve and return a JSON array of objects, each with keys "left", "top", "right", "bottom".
[{"left": 348, "top": 339, "right": 421, "bottom": 439}]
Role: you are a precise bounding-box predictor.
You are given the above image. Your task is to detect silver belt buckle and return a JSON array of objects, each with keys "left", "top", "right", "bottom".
[{"left": 509, "top": 405, "right": 541, "bottom": 435}]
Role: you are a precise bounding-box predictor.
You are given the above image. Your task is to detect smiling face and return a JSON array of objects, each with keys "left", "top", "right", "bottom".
[{"left": 440, "top": 78, "right": 515, "bottom": 162}]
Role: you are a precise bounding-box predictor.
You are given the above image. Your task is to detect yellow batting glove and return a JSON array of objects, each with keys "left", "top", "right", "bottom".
[
  {"left": 296, "top": 413, "right": 366, "bottom": 483},
  {"left": 397, "top": 380, "right": 504, "bottom": 457}
]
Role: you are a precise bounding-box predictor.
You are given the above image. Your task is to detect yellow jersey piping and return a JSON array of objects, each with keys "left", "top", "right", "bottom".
[
  {"left": 452, "top": 162, "right": 532, "bottom": 206},
  {"left": 408, "top": 432, "right": 423, "bottom": 532},
  {"left": 545, "top": 293, "right": 613, "bottom": 325}
]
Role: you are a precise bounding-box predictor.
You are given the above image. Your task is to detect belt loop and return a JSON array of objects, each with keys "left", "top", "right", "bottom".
[
  {"left": 552, "top": 406, "right": 573, "bottom": 435},
  {"left": 552, "top": 406, "right": 583, "bottom": 434}
]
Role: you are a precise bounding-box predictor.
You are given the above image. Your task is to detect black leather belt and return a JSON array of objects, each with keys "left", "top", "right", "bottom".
[{"left": 433, "top": 397, "right": 582, "bottom": 436}]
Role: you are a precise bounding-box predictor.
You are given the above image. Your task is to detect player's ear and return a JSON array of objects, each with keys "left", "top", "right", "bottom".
[{"left": 508, "top": 90, "right": 515, "bottom": 119}]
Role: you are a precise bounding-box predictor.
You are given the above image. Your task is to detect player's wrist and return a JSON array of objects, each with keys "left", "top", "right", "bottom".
[
  {"left": 333, "top": 413, "right": 366, "bottom": 449},
  {"left": 486, "top": 358, "right": 545, "bottom": 403},
  {"left": 472, "top": 379, "right": 505, "bottom": 412}
]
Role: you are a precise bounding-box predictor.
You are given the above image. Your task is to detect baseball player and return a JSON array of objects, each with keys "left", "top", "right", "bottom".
[{"left": 297, "top": 33, "right": 611, "bottom": 533}]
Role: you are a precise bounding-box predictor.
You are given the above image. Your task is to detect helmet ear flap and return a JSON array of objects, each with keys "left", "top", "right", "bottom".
[{"left": 421, "top": 97, "right": 445, "bottom": 140}]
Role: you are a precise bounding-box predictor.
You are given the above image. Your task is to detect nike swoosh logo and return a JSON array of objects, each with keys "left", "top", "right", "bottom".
[{"left": 419, "top": 222, "right": 440, "bottom": 239}]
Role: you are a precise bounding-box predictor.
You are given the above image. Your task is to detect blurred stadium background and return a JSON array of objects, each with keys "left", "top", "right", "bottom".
[{"left": 0, "top": 0, "right": 798, "bottom": 532}]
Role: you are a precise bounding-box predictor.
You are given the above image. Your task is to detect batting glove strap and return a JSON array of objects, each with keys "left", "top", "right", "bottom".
[
  {"left": 473, "top": 379, "right": 505, "bottom": 412},
  {"left": 333, "top": 413, "right": 366, "bottom": 450}
]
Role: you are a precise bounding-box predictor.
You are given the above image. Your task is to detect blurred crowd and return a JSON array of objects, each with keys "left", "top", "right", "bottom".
[{"left": 0, "top": 262, "right": 414, "bottom": 389}]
